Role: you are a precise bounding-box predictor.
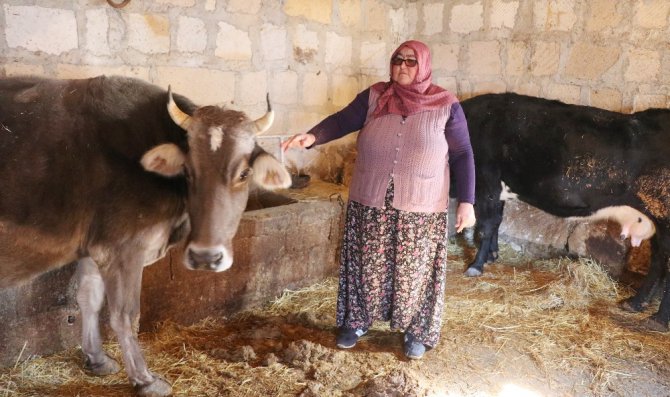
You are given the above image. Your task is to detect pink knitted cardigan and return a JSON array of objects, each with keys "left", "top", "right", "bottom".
[{"left": 348, "top": 89, "right": 455, "bottom": 213}]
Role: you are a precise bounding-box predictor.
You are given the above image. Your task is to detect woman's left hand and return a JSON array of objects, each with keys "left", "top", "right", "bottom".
[{"left": 454, "top": 202, "right": 476, "bottom": 233}]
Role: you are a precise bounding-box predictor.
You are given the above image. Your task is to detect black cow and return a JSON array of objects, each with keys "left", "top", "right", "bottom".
[
  {"left": 459, "top": 92, "right": 670, "bottom": 331},
  {"left": 0, "top": 75, "right": 291, "bottom": 396}
]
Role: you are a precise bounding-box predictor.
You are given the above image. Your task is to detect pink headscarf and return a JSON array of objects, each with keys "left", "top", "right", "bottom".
[{"left": 371, "top": 40, "right": 457, "bottom": 119}]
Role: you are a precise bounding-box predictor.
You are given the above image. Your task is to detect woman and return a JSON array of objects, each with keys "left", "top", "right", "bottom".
[{"left": 282, "top": 40, "right": 476, "bottom": 359}]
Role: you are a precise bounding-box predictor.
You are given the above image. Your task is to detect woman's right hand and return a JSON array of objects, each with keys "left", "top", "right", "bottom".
[{"left": 281, "top": 133, "right": 316, "bottom": 152}]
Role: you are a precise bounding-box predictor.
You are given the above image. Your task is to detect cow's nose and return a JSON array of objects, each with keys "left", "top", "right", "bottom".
[{"left": 186, "top": 247, "right": 231, "bottom": 271}]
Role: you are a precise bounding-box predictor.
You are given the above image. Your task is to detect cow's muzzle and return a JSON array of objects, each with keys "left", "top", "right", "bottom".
[{"left": 185, "top": 244, "right": 233, "bottom": 272}]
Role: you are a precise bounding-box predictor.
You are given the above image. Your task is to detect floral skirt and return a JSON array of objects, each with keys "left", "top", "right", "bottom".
[{"left": 335, "top": 181, "right": 448, "bottom": 347}]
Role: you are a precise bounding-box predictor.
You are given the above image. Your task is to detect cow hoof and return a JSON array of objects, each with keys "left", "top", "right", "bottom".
[
  {"left": 84, "top": 354, "right": 121, "bottom": 376},
  {"left": 619, "top": 299, "right": 646, "bottom": 313},
  {"left": 643, "top": 317, "right": 669, "bottom": 333},
  {"left": 135, "top": 375, "right": 172, "bottom": 397},
  {"left": 464, "top": 267, "right": 483, "bottom": 277}
]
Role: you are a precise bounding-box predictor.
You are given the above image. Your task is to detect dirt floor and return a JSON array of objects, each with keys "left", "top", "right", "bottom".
[{"left": 1, "top": 240, "right": 670, "bottom": 397}]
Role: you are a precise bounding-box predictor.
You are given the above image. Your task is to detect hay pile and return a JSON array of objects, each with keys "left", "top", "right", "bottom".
[{"left": 1, "top": 242, "right": 669, "bottom": 396}]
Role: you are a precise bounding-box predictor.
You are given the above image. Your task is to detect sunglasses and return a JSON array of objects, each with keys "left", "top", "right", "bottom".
[{"left": 390, "top": 56, "right": 418, "bottom": 67}]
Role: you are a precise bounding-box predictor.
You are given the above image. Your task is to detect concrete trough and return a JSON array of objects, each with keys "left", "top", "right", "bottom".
[{"left": 0, "top": 182, "right": 345, "bottom": 367}]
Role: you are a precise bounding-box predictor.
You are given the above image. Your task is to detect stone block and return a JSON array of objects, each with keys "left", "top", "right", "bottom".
[
  {"left": 4, "top": 64, "right": 45, "bottom": 77},
  {"left": 339, "top": 0, "right": 361, "bottom": 27},
  {"left": 4, "top": 5, "right": 78, "bottom": 55},
  {"left": 585, "top": 0, "right": 623, "bottom": 33},
  {"left": 325, "top": 32, "right": 352, "bottom": 66},
  {"left": 292, "top": 25, "right": 319, "bottom": 65},
  {"left": 422, "top": 2, "right": 444, "bottom": 36},
  {"left": 261, "top": 24, "right": 288, "bottom": 62},
  {"left": 546, "top": 83, "right": 581, "bottom": 105},
  {"left": 238, "top": 71, "right": 268, "bottom": 107},
  {"left": 331, "top": 74, "right": 359, "bottom": 107},
  {"left": 530, "top": 41, "right": 559, "bottom": 76},
  {"left": 270, "top": 70, "right": 299, "bottom": 105},
  {"left": 154, "top": 67, "right": 235, "bottom": 105},
  {"left": 632, "top": 94, "right": 667, "bottom": 112},
  {"left": 564, "top": 43, "right": 620, "bottom": 80},
  {"left": 55, "top": 64, "right": 150, "bottom": 80},
  {"left": 467, "top": 41, "right": 502, "bottom": 76},
  {"left": 450, "top": 3, "right": 484, "bottom": 34},
  {"left": 302, "top": 72, "right": 328, "bottom": 106},
  {"left": 590, "top": 88, "right": 622, "bottom": 111},
  {"left": 226, "top": 0, "right": 262, "bottom": 14},
  {"left": 360, "top": 41, "right": 388, "bottom": 72},
  {"left": 533, "top": 0, "right": 576, "bottom": 31},
  {"left": 505, "top": 41, "right": 527, "bottom": 76},
  {"left": 510, "top": 82, "right": 541, "bottom": 97},
  {"left": 625, "top": 48, "right": 661, "bottom": 82},
  {"left": 85, "top": 9, "right": 111, "bottom": 56},
  {"left": 432, "top": 43, "right": 459, "bottom": 73},
  {"left": 436, "top": 76, "right": 458, "bottom": 95},
  {"left": 127, "top": 13, "right": 170, "bottom": 54},
  {"left": 176, "top": 16, "right": 207, "bottom": 53},
  {"left": 633, "top": 0, "right": 670, "bottom": 29},
  {"left": 490, "top": 0, "right": 519, "bottom": 29},
  {"left": 156, "top": 0, "right": 196, "bottom": 6},
  {"left": 472, "top": 80, "right": 506, "bottom": 94},
  {"left": 364, "top": 0, "right": 388, "bottom": 32},
  {"left": 215, "top": 22, "right": 252, "bottom": 60},
  {"left": 284, "top": 0, "right": 332, "bottom": 24},
  {"left": 0, "top": 263, "right": 83, "bottom": 367}
]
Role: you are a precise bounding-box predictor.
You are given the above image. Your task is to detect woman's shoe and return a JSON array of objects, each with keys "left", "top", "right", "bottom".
[
  {"left": 403, "top": 333, "right": 426, "bottom": 359},
  {"left": 336, "top": 328, "right": 367, "bottom": 349}
]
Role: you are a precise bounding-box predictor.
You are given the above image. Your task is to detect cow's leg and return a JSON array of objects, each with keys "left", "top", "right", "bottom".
[
  {"left": 466, "top": 197, "right": 504, "bottom": 277},
  {"left": 621, "top": 237, "right": 664, "bottom": 312},
  {"left": 487, "top": 200, "right": 504, "bottom": 263},
  {"left": 102, "top": 259, "right": 172, "bottom": 397},
  {"left": 646, "top": 267, "right": 670, "bottom": 332},
  {"left": 76, "top": 257, "right": 121, "bottom": 376},
  {"left": 645, "top": 246, "right": 670, "bottom": 332}
]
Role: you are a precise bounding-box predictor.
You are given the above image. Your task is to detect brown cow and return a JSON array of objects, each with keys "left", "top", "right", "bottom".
[{"left": 0, "top": 75, "right": 291, "bottom": 396}]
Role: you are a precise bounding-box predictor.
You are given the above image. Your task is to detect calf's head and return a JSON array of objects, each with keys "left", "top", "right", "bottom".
[{"left": 140, "top": 88, "right": 291, "bottom": 271}]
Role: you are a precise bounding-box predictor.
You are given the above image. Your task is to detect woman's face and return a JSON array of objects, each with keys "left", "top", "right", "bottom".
[{"left": 390, "top": 47, "right": 418, "bottom": 86}]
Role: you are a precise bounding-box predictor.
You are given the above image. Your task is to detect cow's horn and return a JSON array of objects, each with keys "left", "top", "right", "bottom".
[
  {"left": 254, "top": 93, "right": 274, "bottom": 134},
  {"left": 167, "top": 86, "right": 191, "bottom": 130}
]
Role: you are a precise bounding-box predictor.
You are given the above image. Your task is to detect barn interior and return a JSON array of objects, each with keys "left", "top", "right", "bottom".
[{"left": 1, "top": 1, "right": 670, "bottom": 396}]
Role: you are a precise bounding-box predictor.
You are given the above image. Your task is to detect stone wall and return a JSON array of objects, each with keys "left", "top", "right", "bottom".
[{"left": 2, "top": 0, "right": 669, "bottom": 179}]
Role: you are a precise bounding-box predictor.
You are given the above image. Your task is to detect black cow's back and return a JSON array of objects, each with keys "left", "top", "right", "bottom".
[{"left": 461, "top": 93, "right": 670, "bottom": 217}]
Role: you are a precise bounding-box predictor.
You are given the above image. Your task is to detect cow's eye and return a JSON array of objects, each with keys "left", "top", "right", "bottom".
[
  {"left": 638, "top": 217, "right": 642, "bottom": 223},
  {"left": 239, "top": 167, "right": 253, "bottom": 182}
]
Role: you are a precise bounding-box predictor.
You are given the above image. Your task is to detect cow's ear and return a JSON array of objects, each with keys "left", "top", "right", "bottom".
[
  {"left": 251, "top": 152, "right": 291, "bottom": 189},
  {"left": 141, "top": 143, "right": 186, "bottom": 176}
]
